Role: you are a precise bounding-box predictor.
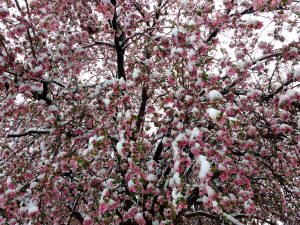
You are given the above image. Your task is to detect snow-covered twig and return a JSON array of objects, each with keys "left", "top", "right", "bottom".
[
  {"left": 221, "top": 212, "right": 245, "bottom": 225},
  {"left": 7, "top": 129, "right": 52, "bottom": 138}
]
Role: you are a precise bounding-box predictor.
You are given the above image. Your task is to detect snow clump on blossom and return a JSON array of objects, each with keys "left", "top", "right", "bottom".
[
  {"left": 207, "top": 108, "right": 221, "bottom": 122},
  {"left": 207, "top": 90, "right": 223, "bottom": 101},
  {"left": 197, "top": 155, "right": 211, "bottom": 179}
]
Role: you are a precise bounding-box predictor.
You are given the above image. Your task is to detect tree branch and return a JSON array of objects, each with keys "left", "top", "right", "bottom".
[
  {"left": 221, "top": 212, "right": 245, "bottom": 225},
  {"left": 7, "top": 129, "right": 52, "bottom": 137},
  {"left": 184, "top": 210, "right": 218, "bottom": 219},
  {"left": 67, "top": 193, "right": 83, "bottom": 225},
  {"left": 133, "top": 2, "right": 151, "bottom": 27},
  {"left": 83, "top": 41, "right": 115, "bottom": 49},
  {"left": 133, "top": 87, "right": 149, "bottom": 139}
]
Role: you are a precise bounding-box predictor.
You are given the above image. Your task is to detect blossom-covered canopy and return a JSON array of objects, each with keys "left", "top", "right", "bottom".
[{"left": 0, "top": 0, "right": 300, "bottom": 224}]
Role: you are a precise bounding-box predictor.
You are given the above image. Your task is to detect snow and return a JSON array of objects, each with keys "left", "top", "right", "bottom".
[
  {"left": 31, "top": 85, "right": 43, "bottom": 92},
  {"left": 116, "top": 138, "right": 125, "bottom": 158},
  {"left": 221, "top": 212, "right": 244, "bottom": 225},
  {"left": 188, "top": 19, "right": 196, "bottom": 26},
  {"left": 218, "top": 163, "right": 225, "bottom": 171},
  {"left": 119, "top": 77, "right": 126, "bottom": 86},
  {"left": 33, "top": 65, "right": 43, "bottom": 74},
  {"left": 151, "top": 71, "right": 160, "bottom": 78},
  {"left": 243, "top": 17, "right": 260, "bottom": 26},
  {"left": 74, "top": 47, "right": 85, "bottom": 54},
  {"left": 171, "top": 187, "right": 183, "bottom": 206},
  {"left": 171, "top": 26, "right": 187, "bottom": 36},
  {"left": 146, "top": 174, "right": 156, "bottom": 182},
  {"left": 28, "top": 203, "right": 39, "bottom": 214},
  {"left": 134, "top": 213, "right": 143, "bottom": 220},
  {"left": 180, "top": 0, "right": 188, "bottom": 5},
  {"left": 184, "top": 95, "right": 192, "bottom": 102},
  {"left": 279, "top": 89, "right": 299, "bottom": 105},
  {"left": 20, "top": 207, "right": 28, "bottom": 213},
  {"left": 207, "top": 90, "right": 223, "bottom": 101},
  {"left": 125, "top": 110, "right": 131, "bottom": 120},
  {"left": 42, "top": 74, "right": 50, "bottom": 82},
  {"left": 189, "top": 34, "right": 197, "bottom": 43},
  {"left": 6, "top": 177, "right": 13, "bottom": 187},
  {"left": 0, "top": 56, "right": 4, "bottom": 66},
  {"left": 57, "top": 43, "right": 65, "bottom": 50},
  {"left": 171, "top": 47, "right": 184, "bottom": 57},
  {"left": 229, "top": 117, "right": 238, "bottom": 124},
  {"left": 30, "top": 182, "right": 38, "bottom": 189},
  {"left": 205, "top": 185, "right": 215, "bottom": 196},
  {"left": 207, "top": 108, "right": 221, "bottom": 122},
  {"left": 247, "top": 89, "right": 262, "bottom": 98},
  {"left": 279, "top": 124, "right": 292, "bottom": 131},
  {"left": 7, "top": 128, "right": 52, "bottom": 137},
  {"left": 132, "top": 69, "right": 141, "bottom": 79},
  {"left": 172, "top": 172, "right": 181, "bottom": 185},
  {"left": 48, "top": 105, "right": 59, "bottom": 113},
  {"left": 152, "top": 221, "right": 160, "bottom": 225},
  {"left": 191, "top": 107, "right": 199, "bottom": 114},
  {"left": 175, "top": 87, "right": 185, "bottom": 98},
  {"left": 244, "top": 199, "right": 253, "bottom": 210},
  {"left": 212, "top": 200, "right": 218, "bottom": 208},
  {"left": 88, "top": 135, "right": 104, "bottom": 151},
  {"left": 235, "top": 61, "right": 246, "bottom": 70},
  {"left": 197, "top": 155, "right": 211, "bottom": 179},
  {"left": 172, "top": 133, "right": 186, "bottom": 158},
  {"left": 128, "top": 180, "right": 134, "bottom": 188},
  {"left": 95, "top": 85, "right": 101, "bottom": 95},
  {"left": 37, "top": 53, "right": 48, "bottom": 62},
  {"left": 40, "top": 142, "right": 47, "bottom": 151},
  {"left": 295, "top": 68, "right": 300, "bottom": 79},
  {"left": 190, "top": 127, "right": 200, "bottom": 140},
  {"left": 0, "top": 7, "right": 9, "bottom": 15},
  {"left": 103, "top": 98, "right": 111, "bottom": 106},
  {"left": 188, "top": 49, "right": 196, "bottom": 58}
]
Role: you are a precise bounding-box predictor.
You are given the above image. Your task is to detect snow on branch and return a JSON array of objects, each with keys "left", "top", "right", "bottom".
[
  {"left": 221, "top": 212, "right": 245, "bottom": 225},
  {"left": 7, "top": 129, "right": 52, "bottom": 138},
  {"left": 184, "top": 210, "right": 244, "bottom": 225},
  {"left": 252, "top": 52, "right": 282, "bottom": 64}
]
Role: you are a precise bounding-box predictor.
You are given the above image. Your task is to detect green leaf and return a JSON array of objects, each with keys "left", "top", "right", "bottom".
[
  {"left": 202, "top": 71, "right": 209, "bottom": 81},
  {"left": 140, "top": 178, "right": 147, "bottom": 186},
  {"left": 77, "top": 157, "right": 89, "bottom": 168}
]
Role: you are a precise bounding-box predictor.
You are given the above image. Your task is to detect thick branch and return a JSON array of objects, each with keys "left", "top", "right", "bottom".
[
  {"left": 67, "top": 193, "right": 83, "bottom": 225},
  {"left": 109, "top": 2, "right": 126, "bottom": 80},
  {"left": 135, "top": 87, "right": 149, "bottom": 135},
  {"left": 32, "top": 82, "right": 52, "bottom": 105},
  {"left": 83, "top": 41, "right": 115, "bottom": 49},
  {"left": 153, "top": 140, "right": 163, "bottom": 162},
  {"left": 115, "top": 37, "right": 126, "bottom": 80}
]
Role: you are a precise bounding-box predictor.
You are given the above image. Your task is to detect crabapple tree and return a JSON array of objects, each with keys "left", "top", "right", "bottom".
[{"left": 0, "top": 0, "right": 300, "bottom": 224}]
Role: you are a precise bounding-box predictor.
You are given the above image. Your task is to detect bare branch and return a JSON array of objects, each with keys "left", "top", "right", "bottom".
[
  {"left": 133, "top": 87, "right": 149, "bottom": 140},
  {"left": 83, "top": 41, "right": 115, "bottom": 49},
  {"left": 67, "top": 193, "right": 83, "bottom": 225}
]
